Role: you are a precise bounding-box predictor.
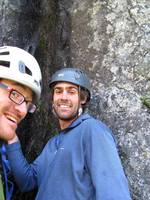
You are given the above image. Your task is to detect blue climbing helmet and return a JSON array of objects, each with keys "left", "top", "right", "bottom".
[{"left": 49, "top": 67, "right": 91, "bottom": 102}]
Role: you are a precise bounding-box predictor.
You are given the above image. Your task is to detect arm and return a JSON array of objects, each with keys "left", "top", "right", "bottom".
[
  {"left": 84, "top": 120, "right": 131, "bottom": 200},
  {"left": 6, "top": 141, "right": 38, "bottom": 192}
]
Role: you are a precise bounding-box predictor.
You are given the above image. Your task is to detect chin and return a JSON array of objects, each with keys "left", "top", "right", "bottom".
[
  {"left": 59, "top": 114, "right": 77, "bottom": 121},
  {"left": 58, "top": 115, "right": 70, "bottom": 120},
  {"left": 0, "top": 131, "right": 15, "bottom": 141}
]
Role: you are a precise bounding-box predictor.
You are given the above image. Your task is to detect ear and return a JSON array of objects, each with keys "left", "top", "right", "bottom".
[{"left": 80, "top": 96, "right": 87, "bottom": 105}]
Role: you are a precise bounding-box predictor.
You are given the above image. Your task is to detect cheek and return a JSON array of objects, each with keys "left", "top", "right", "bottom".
[
  {"left": 0, "top": 93, "right": 10, "bottom": 111},
  {"left": 72, "top": 96, "right": 80, "bottom": 104},
  {"left": 19, "top": 111, "right": 27, "bottom": 123},
  {"left": 19, "top": 106, "right": 28, "bottom": 121},
  {"left": 0, "top": 104, "right": 2, "bottom": 115},
  {"left": 23, "top": 110, "right": 27, "bottom": 118},
  {"left": 0, "top": 91, "right": 6, "bottom": 101},
  {"left": 53, "top": 95, "right": 59, "bottom": 103}
]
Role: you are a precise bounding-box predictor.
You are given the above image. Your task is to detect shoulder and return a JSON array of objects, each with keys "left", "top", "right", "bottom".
[
  {"left": 80, "top": 114, "right": 116, "bottom": 144},
  {"left": 81, "top": 114, "right": 111, "bottom": 132}
]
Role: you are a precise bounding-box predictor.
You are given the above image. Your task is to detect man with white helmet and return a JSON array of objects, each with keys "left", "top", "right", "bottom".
[
  {"left": 0, "top": 46, "right": 42, "bottom": 200},
  {"left": 6, "top": 67, "right": 131, "bottom": 199}
]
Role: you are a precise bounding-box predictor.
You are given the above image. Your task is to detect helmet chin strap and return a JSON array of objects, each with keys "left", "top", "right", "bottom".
[
  {"left": 77, "top": 86, "right": 83, "bottom": 117},
  {"left": 78, "top": 107, "right": 83, "bottom": 117}
]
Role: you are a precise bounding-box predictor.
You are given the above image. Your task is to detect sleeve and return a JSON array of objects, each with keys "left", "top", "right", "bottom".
[
  {"left": 84, "top": 120, "right": 132, "bottom": 200},
  {"left": 6, "top": 141, "right": 38, "bottom": 192}
]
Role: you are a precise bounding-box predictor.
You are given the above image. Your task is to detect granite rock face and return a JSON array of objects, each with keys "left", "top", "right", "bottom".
[
  {"left": 0, "top": 0, "right": 149, "bottom": 199},
  {"left": 67, "top": 1, "right": 150, "bottom": 199}
]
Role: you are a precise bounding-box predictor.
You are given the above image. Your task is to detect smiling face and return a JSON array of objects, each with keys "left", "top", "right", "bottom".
[
  {"left": 0, "top": 79, "right": 33, "bottom": 140},
  {"left": 52, "top": 82, "right": 86, "bottom": 130}
]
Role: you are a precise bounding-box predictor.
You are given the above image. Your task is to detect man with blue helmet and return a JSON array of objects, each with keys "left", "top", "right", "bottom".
[{"left": 7, "top": 67, "right": 131, "bottom": 200}]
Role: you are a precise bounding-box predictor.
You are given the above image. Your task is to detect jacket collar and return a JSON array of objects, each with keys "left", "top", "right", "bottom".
[{"left": 61, "top": 113, "right": 91, "bottom": 134}]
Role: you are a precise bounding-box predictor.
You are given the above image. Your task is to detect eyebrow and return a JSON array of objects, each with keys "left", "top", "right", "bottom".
[
  {"left": 11, "top": 82, "right": 28, "bottom": 90},
  {"left": 54, "top": 85, "right": 78, "bottom": 89},
  {"left": 10, "top": 83, "right": 33, "bottom": 101}
]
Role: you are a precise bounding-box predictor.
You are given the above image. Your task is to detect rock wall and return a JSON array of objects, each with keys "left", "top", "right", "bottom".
[
  {"left": 0, "top": 0, "right": 150, "bottom": 199},
  {"left": 66, "top": 1, "right": 150, "bottom": 199}
]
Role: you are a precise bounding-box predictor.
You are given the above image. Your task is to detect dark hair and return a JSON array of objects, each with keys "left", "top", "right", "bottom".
[{"left": 80, "top": 87, "right": 90, "bottom": 112}]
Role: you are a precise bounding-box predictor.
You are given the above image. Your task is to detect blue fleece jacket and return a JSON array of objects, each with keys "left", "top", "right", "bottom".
[{"left": 7, "top": 114, "right": 131, "bottom": 200}]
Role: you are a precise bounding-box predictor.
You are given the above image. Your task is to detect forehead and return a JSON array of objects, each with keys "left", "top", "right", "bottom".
[
  {"left": 0, "top": 79, "right": 33, "bottom": 95},
  {"left": 54, "top": 82, "right": 78, "bottom": 89},
  {"left": 1, "top": 79, "right": 26, "bottom": 88}
]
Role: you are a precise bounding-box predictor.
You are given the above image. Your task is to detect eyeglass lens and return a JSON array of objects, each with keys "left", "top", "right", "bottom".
[
  {"left": 0, "top": 82, "right": 36, "bottom": 113},
  {"left": 10, "top": 90, "right": 24, "bottom": 104},
  {"left": 9, "top": 90, "right": 36, "bottom": 113}
]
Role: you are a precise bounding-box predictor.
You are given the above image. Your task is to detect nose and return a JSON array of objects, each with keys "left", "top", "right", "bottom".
[{"left": 61, "top": 90, "right": 68, "bottom": 99}]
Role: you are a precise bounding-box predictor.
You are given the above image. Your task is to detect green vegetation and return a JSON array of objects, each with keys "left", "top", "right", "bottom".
[{"left": 141, "top": 96, "right": 150, "bottom": 109}]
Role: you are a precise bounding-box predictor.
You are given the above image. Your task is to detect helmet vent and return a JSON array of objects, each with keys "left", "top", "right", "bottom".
[
  {"left": 25, "top": 66, "right": 32, "bottom": 76},
  {"left": 19, "top": 61, "right": 32, "bottom": 76},
  {"left": 0, "top": 51, "right": 9, "bottom": 55},
  {"left": 0, "top": 60, "right": 10, "bottom": 68}
]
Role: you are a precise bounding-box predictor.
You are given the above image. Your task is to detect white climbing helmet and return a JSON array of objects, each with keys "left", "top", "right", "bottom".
[{"left": 0, "top": 46, "right": 42, "bottom": 101}]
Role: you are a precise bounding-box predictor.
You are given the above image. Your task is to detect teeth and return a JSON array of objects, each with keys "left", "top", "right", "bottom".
[
  {"left": 6, "top": 115, "right": 17, "bottom": 123},
  {"left": 59, "top": 105, "right": 69, "bottom": 108},
  {"left": 59, "top": 105, "right": 70, "bottom": 108}
]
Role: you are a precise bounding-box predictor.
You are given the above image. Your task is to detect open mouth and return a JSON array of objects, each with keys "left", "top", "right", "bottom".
[
  {"left": 5, "top": 114, "right": 17, "bottom": 124},
  {"left": 59, "top": 105, "right": 70, "bottom": 108}
]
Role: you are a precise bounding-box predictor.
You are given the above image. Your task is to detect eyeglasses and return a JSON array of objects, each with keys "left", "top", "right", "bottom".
[{"left": 0, "top": 82, "right": 36, "bottom": 113}]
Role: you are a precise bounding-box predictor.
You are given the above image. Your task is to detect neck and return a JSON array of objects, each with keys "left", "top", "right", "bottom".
[{"left": 59, "top": 118, "right": 75, "bottom": 130}]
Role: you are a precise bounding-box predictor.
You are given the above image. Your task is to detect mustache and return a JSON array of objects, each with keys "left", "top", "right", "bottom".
[{"left": 56, "top": 100, "right": 72, "bottom": 106}]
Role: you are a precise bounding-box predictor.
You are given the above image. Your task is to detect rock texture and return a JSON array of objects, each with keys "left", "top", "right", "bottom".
[
  {"left": 67, "top": 1, "right": 150, "bottom": 199},
  {"left": 0, "top": 0, "right": 150, "bottom": 199}
]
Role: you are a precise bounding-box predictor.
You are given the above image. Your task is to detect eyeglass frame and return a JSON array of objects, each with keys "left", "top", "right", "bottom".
[{"left": 0, "top": 82, "right": 36, "bottom": 113}]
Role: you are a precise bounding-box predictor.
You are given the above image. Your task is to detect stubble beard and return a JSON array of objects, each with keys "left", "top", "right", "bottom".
[{"left": 53, "top": 106, "right": 79, "bottom": 122}]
